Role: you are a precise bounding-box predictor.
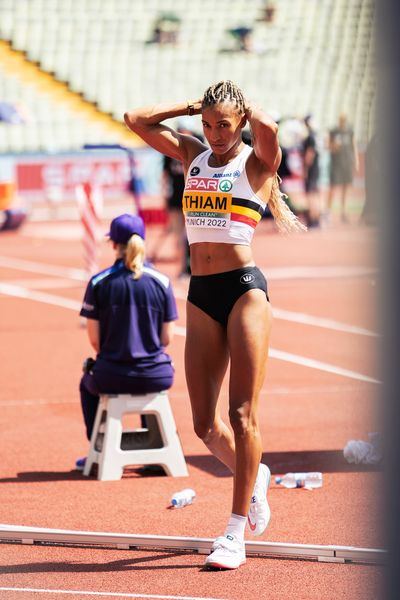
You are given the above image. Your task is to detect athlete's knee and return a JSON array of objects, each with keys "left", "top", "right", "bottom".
[
  {"left": 229, "top": 403, "right": 258, "bottom": 438},
  {"left": 193, "top": 416, "right": 222, "bottom": 444},
  {"left": 193, "top": 418, "right": 214, "bottom": 442}
]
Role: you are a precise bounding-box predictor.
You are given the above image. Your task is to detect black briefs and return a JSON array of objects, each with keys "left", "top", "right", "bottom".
[{"left": 187, "top": 266, "right": 269, "bottom": 327}]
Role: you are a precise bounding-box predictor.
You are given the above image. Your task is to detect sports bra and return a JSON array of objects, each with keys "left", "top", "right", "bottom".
[{"left": 182, "top": 144, "right": 266, "bottom": 246}]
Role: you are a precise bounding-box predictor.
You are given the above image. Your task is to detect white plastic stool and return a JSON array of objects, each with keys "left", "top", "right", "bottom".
[{"left": 83, "top": 391, "right": 188, "bottom": 480}]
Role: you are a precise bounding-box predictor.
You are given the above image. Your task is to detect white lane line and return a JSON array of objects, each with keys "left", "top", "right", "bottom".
[
  {"left": 0, "top": 256, "right": 87, "bottom": 281},
  {"left": 0, "top": 283, "right": 82, "bottom": 311},
  {"left": 272, "top": 307, "right": 377, "bottom": 337},
  {"left": 0, "top": 587, "right": 226, "bottom": 600},
  {"left": 0, "top": 398, "right": 79, "bottom": 406},
  {"left": 269, "top": 348, "right": 379, "bottom": 384},
  {"left": 172, "top": 290, "right": 377, "bottom": 337},
  {"left": 262, "top": 265, "right": 377, "bottom": 280},
  {"left": 1, "top": 256, "right": 377, "bottom": 336},
  {"left": 0, "top": 284, "right": 379, "bottom": 384},
  {"left": 0, "top": 386, "right": 366, "bottom": 407},
  {"left": 1, "top": 256, "right": 375, "bottom": 282},
  {"left": 5, "top": 277, "right": 375, "bottom": 337},
  {"left": 5, "top": 278, "right": 82, "bottom": 290}
]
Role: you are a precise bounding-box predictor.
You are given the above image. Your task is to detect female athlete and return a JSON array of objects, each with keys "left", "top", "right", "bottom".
[{"left": 124, "top": 80, "right": 305, "bottom": 569}]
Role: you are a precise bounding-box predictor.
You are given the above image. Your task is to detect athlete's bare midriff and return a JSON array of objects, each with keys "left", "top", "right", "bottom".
[{"left": 189, "top": 242, "right": 255, "bottom": 275}]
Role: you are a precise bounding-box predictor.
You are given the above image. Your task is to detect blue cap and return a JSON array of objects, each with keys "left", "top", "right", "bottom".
[{"left": 106, "top": 213, "right": 145, "bottom": 243}]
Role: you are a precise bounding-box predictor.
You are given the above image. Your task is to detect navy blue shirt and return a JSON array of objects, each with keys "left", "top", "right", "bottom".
[{"left": 80, "top": 259, "right": 178, "bottom": 377}]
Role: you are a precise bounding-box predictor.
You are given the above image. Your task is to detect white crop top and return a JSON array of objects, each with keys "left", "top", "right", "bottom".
[{"left": 182, "top": 145, "right": 266, "bottom": 245}]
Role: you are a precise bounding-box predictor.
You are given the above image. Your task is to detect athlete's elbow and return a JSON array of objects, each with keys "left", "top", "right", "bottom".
[
  {"left": 124, "top": 111, "right": 139, "bottom": 131},
  {"left": 254, "top": 122, "right": 278, "bottom": 153},
  {"left": 265, "top": 120, "right": 279, "bottom": 142},
  {"left": 254, "top": 116, "right": 278, "bottom": 138},
  {"left": 265, "top": 118, "right": 279, "bottom": 135}
]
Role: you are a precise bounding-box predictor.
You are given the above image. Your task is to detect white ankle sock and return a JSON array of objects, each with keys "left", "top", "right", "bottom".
[{"left": 224, "top": 513, "right": 247, "bottom": 543}]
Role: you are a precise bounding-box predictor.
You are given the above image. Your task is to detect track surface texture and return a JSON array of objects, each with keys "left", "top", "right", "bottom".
[{"left": 0, "top": 203, "right": 383, "bottom": 600}]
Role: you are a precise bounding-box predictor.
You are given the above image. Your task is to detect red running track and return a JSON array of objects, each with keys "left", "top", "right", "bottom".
[{"left": 0, "top": 211, "right": 383, "bottom": 600}]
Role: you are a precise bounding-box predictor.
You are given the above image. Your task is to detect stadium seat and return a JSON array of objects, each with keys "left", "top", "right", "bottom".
[{"left": 0, "top": 0, "right": 376, "bottom": 152}]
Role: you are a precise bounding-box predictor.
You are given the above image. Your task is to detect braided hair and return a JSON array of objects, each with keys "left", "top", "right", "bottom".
[
  {"left": 267, "top": 175, "right": 306, "bottom": 233},
  {"left": 202, "top": 80, "right": 306, "bottom": 233},
  {"left": 202, "top": 80, "right": 246, "bottom": 114}
]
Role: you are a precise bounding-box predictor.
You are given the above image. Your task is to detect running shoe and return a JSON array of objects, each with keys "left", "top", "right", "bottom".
[
  {"left": 247, "top": 463, "right": 271, "bottom": 536},
  {"left": 75, "top": 456, "right": 87, "bottom": 471},
  {"left": 205, "top": 535, "right": 246, "bottom": 570}
]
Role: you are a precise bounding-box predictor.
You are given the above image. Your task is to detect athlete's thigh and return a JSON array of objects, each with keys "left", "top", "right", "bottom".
[
  {"left": 185, "top": 301, "right": 229, "bottom": 424},
  {"left": 227, "top": 290, "right": 272, "bottom": 410}
]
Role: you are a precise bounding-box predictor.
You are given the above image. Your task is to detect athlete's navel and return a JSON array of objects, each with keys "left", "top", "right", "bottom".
[{"left": 206, "top": 255, "right": 211, "bottom": 263}]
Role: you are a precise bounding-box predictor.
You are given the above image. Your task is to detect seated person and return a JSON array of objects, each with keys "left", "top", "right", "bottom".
[
  {"left": 147, "top": 13, "right": 181, "bottom": 45},
  {"left": 228, "top": 26, "right": 254, "bottom": 52},
  {"left": 76, "top": 213, "right": 178, "bottom": 470}
]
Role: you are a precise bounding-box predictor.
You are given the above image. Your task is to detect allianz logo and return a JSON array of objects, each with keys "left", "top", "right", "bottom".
[{"left": 240, "top": 273, "right": 255, "bottom": 284}]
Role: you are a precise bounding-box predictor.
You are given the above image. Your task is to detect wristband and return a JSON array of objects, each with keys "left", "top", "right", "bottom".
[{"left": 187, "top": 101, "right": 195, "bottom": 116}]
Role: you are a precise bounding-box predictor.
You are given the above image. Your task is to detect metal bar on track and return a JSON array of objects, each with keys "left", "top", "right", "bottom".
[{"left": 0, "top": 524, "right": 385, "bottom": 565}]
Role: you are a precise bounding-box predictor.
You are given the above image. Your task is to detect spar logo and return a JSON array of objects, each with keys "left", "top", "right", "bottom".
[
  {"left": 240, "top": 273, "right": 255, "bottom": 284},
  {"left": 186, "top": 178, "right": 233, "bottom": 192},
  {"left": 219, "top": 179, "right": 232, "bottom": 192},
  {"left": 186, "top": 177, "right": 219, "bottom": 191}
]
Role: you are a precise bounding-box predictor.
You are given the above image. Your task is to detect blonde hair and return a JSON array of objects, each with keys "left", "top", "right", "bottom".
[
  {"left": 268, "top": 174, "right": 307, "bottom": 233},
  {"left": 119, "top": 234, "right": 145, "bottom": 279}
]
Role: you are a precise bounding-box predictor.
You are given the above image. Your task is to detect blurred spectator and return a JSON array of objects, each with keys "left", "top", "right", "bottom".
[
  {"left": 327, "top": 113, "right": 359, "bottom": 223},
  {"left": 361, "top": 133, "right": 378, "bottom": 226},
  {"left": 127, "top": 150, "right": 144, "bottom": 215},
  {"left": 0, "top": 208, "right": 27, "bottom": 232},
  {"left": 301, "top": 114, "right": 321, "bottom": 227},
  {"left": 259, "top": 1, "right": 277, "bottom": 23},
  {"left": 147, "top": 13, "right": 181, "bottom": 45},
  {"left": 0, "top": 101, "right": 29, "bottom": 124},
  {"left": 149, "top": 118, "right": 201, "bottom": 276},
  {"left": 45, "top": 186, "right": 64, "bottom": 219},
  {"left": 228, "top": 26, "right": 254, "bottom": 52},
  {"left": 243, "top": 125, "right": 299, "bottom": 223},
  {"left": 278, "top": 116, "right": 307, "bottom": 150},
  {"left": 277, "top": 116, "right": 310, "bottom": 222},
  {"left": 277, "top": 146, "right": 292, "bottom": 180},
  {"left": 241, "top": 128, "right": 252, "bottom": 147}
]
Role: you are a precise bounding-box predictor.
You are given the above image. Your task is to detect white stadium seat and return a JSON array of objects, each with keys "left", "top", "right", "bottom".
[{"left": 0, "top": 0, "right": 376, "bottom": 152}]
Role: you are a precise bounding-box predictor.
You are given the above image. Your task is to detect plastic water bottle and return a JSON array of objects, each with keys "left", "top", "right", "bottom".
[
  {"left": 275, "top": 472, "right": 323, "bottom": 489},
  {"left": 170, "top": 488, "right": 196, "bottom": 508}
]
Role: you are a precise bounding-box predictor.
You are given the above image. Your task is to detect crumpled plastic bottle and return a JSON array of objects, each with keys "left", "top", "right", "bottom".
[{"left": 343, "top": 432, "right": 383, "bottom": 465}]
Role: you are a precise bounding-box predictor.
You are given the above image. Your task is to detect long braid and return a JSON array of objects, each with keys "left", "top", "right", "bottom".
[
  {"left": 268, "top": 174, "right": 307, "bottom": 233},
  {"left": 202, "top": 80, "right": 306, "bottom": 233}
]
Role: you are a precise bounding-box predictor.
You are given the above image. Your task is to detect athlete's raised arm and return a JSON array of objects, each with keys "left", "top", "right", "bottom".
[
  {"left": 245, "top": 103, "right": 281, "bottom": 174},
  {"left": 124, "top": 101, "right": 205, "bottom": 165}
]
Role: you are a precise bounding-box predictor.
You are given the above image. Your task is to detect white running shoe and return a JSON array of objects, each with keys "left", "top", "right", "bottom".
[
  {"left": 247, "top": 463, "right": 271, "bottom": 536},
  {"left": 205, "top": 535, "right": 246, "bottom": 570}
]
